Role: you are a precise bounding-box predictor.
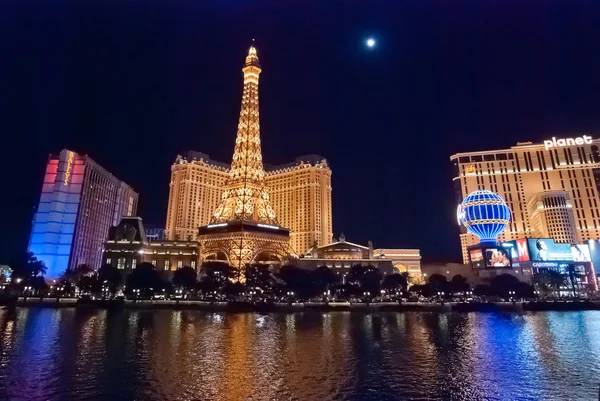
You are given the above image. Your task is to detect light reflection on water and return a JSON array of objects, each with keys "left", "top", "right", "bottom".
[{"left": 0, "top": 309, "right": 599, "bottom": 400}]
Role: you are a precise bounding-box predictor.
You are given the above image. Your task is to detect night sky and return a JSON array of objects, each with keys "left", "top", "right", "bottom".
[{"left": 2, "top": 1, "right": 600, "bottom": 265}]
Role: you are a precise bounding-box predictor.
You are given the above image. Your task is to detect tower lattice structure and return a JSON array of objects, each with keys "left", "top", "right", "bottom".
[
  {"left": 210, "top": 45, "right": 278, "bottom": 225},
  {"left": 198, "top": 44, "right": 294, "bottom": 280}
]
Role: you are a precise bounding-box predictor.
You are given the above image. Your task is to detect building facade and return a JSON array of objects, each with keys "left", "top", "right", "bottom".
[
  {"left": 299, "top": 235, "right": 421, "bottom": 278},
  {"left": 165, "top": 154, "right": 333, "bottom": 255},
  {"left": 28, "top": 149, "right": 138, "bottom": 277},
  {"left": 451, "top": 136, "right": 600, "bottom": 263},
  {"left": 103, "top": 217, "right": 199, "bottom": 274}
]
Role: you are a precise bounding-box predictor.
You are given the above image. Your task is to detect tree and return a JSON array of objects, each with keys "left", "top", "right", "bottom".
[
  {"left": 10, "top": 252, "right": 47, "bottom": 285},
  {"left": 311, "top": 266, "right": 338, "bottom": 294},
  {"left": 428, "top": 274, "right": 449, "bottom": 295},
  {"left": 30, "top": 276, "right": 49, "bottom": 295},
  {"left": 347, "top": 264, "right": 382, "bottom": 293},
  {"left": 450, "top": 275, "right": 470, "bottom": 294},
  {"left": 490, "top": 274, "right": 520, "bottom": 299},
  {"left": 533, "top": 269, "right": 565, "bottom": 297},
  {"left": 78, "top": 275, "right": 100, "bottom": 294},
  {"left": 98, "top": 264, "right": 123, "bottom": 295},
  {"left": 223, "top": 281, "right": 245, "bottom": 298},
  {"left": 76, "top": 264, "right": 94, "bottom": 277},
  {"left": 279, "top": 265, "right": 315, "bottom": 299},
  {"left": 400, "top": 272, "right": 413, "bottom": 285},
  {"left": 172, "top": 266, "right": 197, "bottom": 291},
  {"left": 408, "top": 284, "right": 434, "bottom": 298},
  {"left": 473, "top": 284, "right": 493, "bottom": 297},
  {"left": 200, "top": 262, "right": 236, "bottom": 286},
  {"left": 245, "top": 264, "right": 274, "bottom": 292},
  {"left": 125, "top": 262, "right": 162, "bottom": 295},
  {"left": 564, "top": 265, "right": 579, "bottom": 297},
  {"left": 515, "top": 281, "right": 535, "bottom": 299},
  {"left": 381, "top": 273, "right": 408, "bottom": 292}
]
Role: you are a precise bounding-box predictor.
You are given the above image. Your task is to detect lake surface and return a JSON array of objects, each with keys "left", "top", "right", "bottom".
[{"left": 0, "top": 309, "right": 599, "bottom": 400}]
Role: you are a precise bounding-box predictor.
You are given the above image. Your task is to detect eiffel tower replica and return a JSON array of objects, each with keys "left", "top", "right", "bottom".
[{"left": 198, "top": 43, "right": 294, "bottom": 282}]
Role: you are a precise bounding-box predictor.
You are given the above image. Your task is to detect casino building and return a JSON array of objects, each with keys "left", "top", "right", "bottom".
[
  {"left": 299, "top": 234, "right": 421, "bottom": 277},
  {"left": 457, "top": 189, "right": 598, "bottom": 293},
  {"left": 165, "top": 152, "right": 332, "bottom": 255},
  {"left": 451, "top": 136, "right": 600, "bottom": 264},
  {"left": 103, "top": 217, "right": 199, "bottom": 274},
  {"left": 28, "top": 149, "right": 138, "bottom": 277}
]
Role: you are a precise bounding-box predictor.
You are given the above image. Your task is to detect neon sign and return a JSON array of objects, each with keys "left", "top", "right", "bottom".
[
  {"left": 63, "top": 151, "right": 74, "bottom": 186},
  {"left": 544, "top": 135, "right": 592, "bottom": 150},
  {"left": 465, "top": 165, "right": 475, "bottom": 173}
]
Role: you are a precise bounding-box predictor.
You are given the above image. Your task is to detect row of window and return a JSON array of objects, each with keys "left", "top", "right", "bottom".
[{"left": 107, "top": 258, "right": 196, "bottom": 270}]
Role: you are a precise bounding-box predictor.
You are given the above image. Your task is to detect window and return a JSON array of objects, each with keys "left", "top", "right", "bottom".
[
  {"left": 132, "top": 259, "right": 137, "bottom": 269},
  {"left": 191, "top": 261, "right": 196, "bottom": 269},
  {"left": 117, "top": 258, "right": 125, "bottom": 269},
  {"left": 177, "top": 260, "right": 183, "bottom": 269},
  {"left": 106, "top": 258, "right": 111, "bottom": 265},
  {"left": 164, "top": 260, "right": 170, "bottom": 270},
  {"left": 151, "top": 260, "right": 156, "bottom": 267}
]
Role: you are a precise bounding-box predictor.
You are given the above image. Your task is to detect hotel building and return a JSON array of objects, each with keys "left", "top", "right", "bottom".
[
  {"left": 165, "top": 151, "right": 333, "bottom": 254},
  {"left": 103, "top": 217, "right": 199, "bottom": 274},
  {"left": 300, "top": 234, "right": 421, "bottom": 278},
  {"left": 28, "top": 149, "right": 138, "bottom": 277},
  {"left": 451, "top": 136, "right": 600, "bottom": 263}
]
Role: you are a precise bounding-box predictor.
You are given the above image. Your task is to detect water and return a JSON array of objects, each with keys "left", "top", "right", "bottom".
[{"left": 0, "top": 309, "right": 599, "bottom": 401}]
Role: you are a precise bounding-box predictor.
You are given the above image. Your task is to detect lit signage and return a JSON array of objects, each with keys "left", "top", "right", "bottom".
[
  {"left": 544, "top": 135, "right": 592, "bottom": 150},
  {"left": 470, "top": 249, "right": 483, "bottom": 262},
  {"left": 485, "top": 247, "right": 511, "bottom": 268},
  {"left": 207, "top": 223, "right": 227, "bottom": 228},
  {"left": 528, "top": 238, "right": 573, "bottom": 261},
  {"left": 464, "top": 165, "right": 475, "bottom": 173},
  {"left": 63, "top": 151, "right": 74, "bottom": 186},
  {"left": 516, "top": 238, "right": 529, "bottom": 261},
  {"left": 456, "top": 204, "right": 465, "bottom": 226},
  {"left": 257, "top": 224, "right": 279, "bottom": 230}
]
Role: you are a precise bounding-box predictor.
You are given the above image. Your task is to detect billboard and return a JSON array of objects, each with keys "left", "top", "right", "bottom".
[
  {"left": 528, "top": 239, "right": 573, "bottom": 262},
  {"left": 484, "top": 247, "right": 511, "bottom": 268},
  {"left": 516, "top": 238, "right": 530, "bottom": 261},
  {"left": 570, "top": 244, "right": 591, "bottom": 262},
  {"left": 469, "top": 249, "right": 484, "bottom": 269}
]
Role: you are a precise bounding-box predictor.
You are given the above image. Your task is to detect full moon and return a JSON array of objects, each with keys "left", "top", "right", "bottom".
[{"left": 366, "top": 38, "right": 376, "bottom": 48}]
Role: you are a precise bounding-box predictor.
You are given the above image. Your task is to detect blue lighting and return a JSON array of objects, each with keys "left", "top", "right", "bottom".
[{"left": 458, "top": 190, "right": 511, "bottom": 242}]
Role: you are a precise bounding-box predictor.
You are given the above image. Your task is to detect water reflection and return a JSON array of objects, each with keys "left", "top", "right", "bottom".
[{"left": 0, "top": 309, "right": 599, "bottom": 400}]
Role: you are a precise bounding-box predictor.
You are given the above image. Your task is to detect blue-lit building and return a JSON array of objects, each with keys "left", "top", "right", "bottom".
[{"left": 28, "top": 149, "right": 138, "bottom": 278}]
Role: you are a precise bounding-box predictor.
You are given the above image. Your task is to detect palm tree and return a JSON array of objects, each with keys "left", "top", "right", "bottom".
[
  {"left": 534, "top": 269, "right": 565, "bottom": 297},
  {"left": 172, "top": 266, "right": 197, "bottom": 292},
  {"left": 98, "top": 264, "right": 123, "bottom": 295}
]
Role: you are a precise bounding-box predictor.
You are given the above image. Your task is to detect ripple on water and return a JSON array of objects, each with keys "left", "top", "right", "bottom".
[{"left": 0, "top": 309, "right": 599, "bottom": 400}]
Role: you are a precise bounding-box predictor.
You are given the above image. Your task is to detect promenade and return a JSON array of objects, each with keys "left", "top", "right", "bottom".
[{"left": 7, "top": 297, "right": 600, "bottom": 312}]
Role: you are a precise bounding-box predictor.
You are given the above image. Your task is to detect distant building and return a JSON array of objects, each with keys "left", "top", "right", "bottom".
[
  {"left": 103, "top": 217, "right": 199, "bottom": 274},
  {"left": 451, "top": 136, "right": 600, "bottom": 263},
  {"left": 420, "top": 263, "right": 473, "bottom": 282},
  {"left": 28, "top": 149, "right": 138, "bottom": 277},
  {"left": 144, "top": 225, "right": 167, "bottom": 242},
  {"left": 299, "top": 234, "right": 421, "bottom": 278},
  {"left": 0, "top": 265, "right": 10, "bottom": 281}
]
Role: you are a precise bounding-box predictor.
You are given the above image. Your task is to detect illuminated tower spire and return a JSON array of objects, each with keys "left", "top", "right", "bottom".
[
  {"left": 198, "top": 44, "right": 294, "bottom": 280},
  {"left": 211, "top": 43, "right": 279, "bottom": 225}
]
